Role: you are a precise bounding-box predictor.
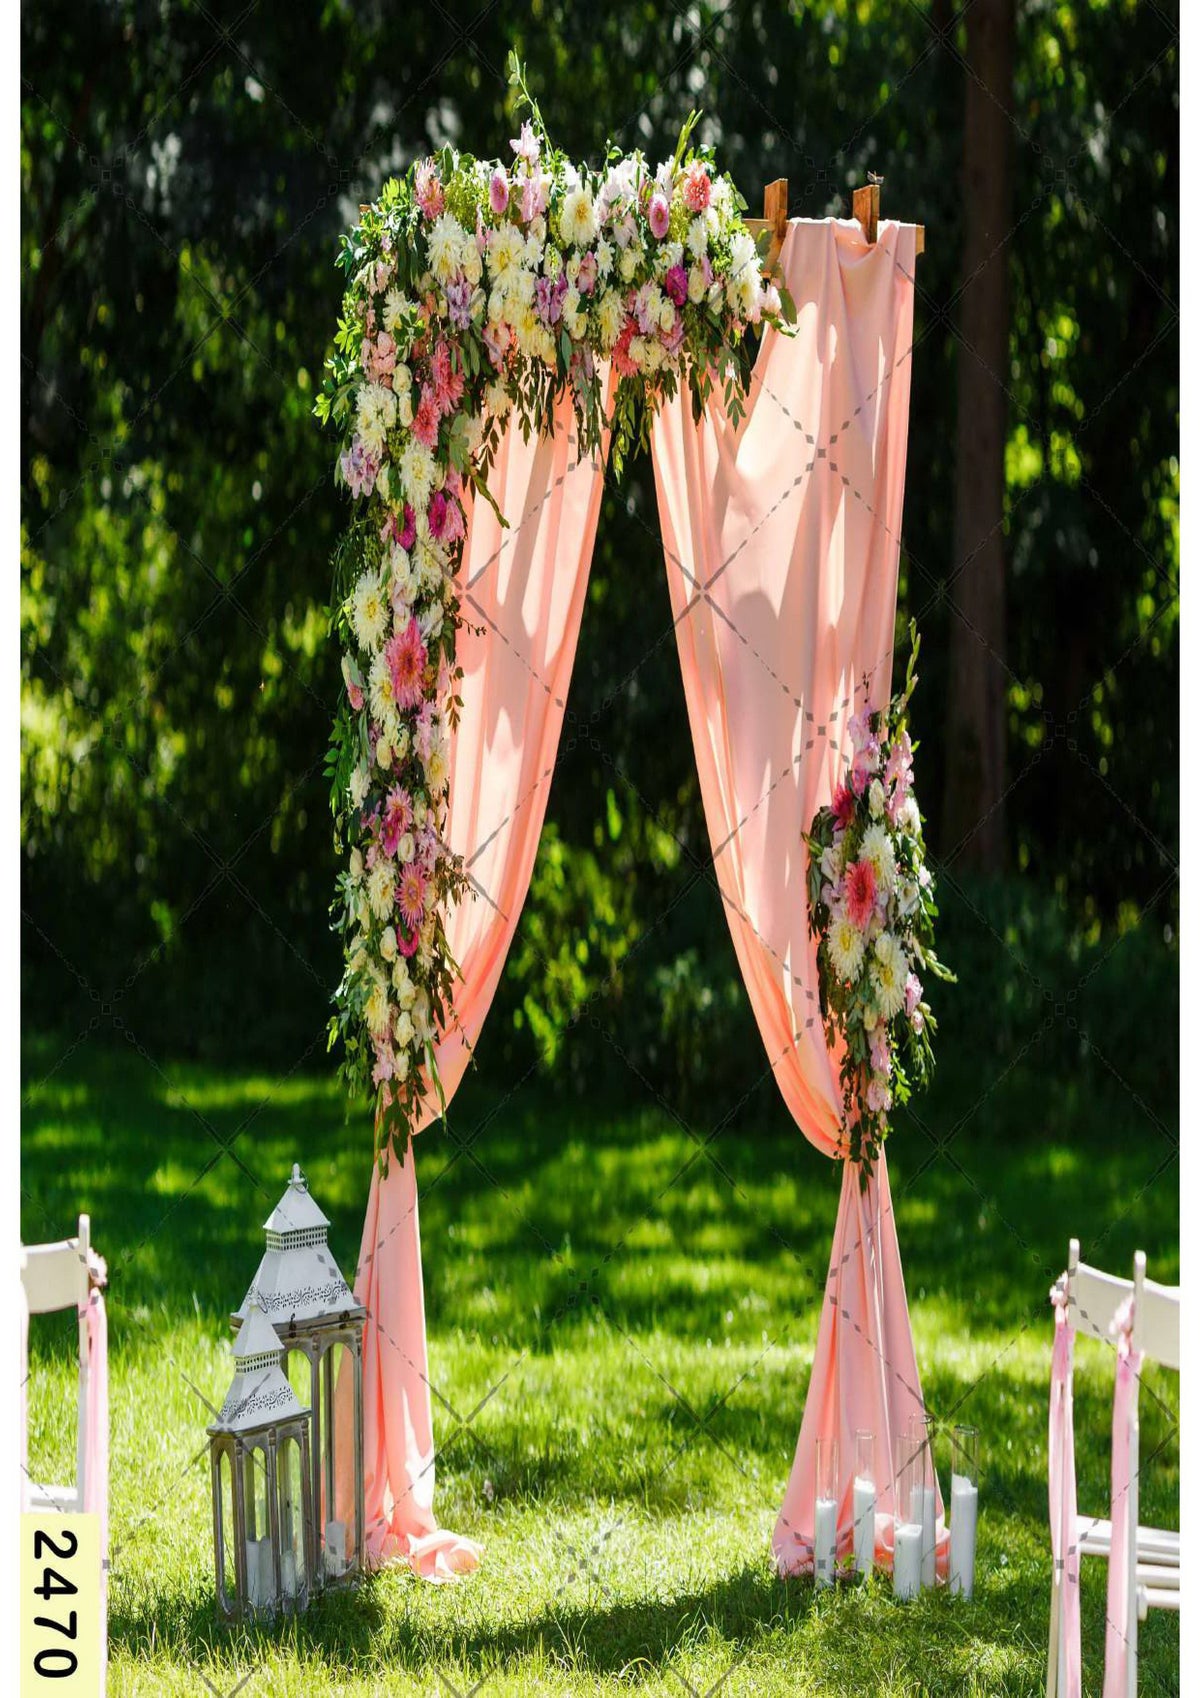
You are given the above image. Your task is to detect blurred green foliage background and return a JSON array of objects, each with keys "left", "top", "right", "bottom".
[{"left": 21, "top": 0, "right": 1177, "bottom": 1129}]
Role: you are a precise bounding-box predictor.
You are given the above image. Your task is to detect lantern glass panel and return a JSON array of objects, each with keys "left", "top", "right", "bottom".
[
  {"left": 319, "top": 1340, "right": 355, "bottom": 1575},
  {"left": 216, "top": 1448, "right": 236, "bottom": 1611},
  {"left": 283, "top": 1345, "right": 310, "bottom": 1404},
  {"left": 278, "top": 1435, "right": 306, "bottom": 1603},
  {"left": 245, "top": 1442, "right": 270, "bottom": 1545}
]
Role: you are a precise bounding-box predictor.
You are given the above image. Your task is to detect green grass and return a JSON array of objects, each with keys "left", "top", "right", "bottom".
[{"left": 21, "top": 1033, "right": 1178, "bottom": 1696}]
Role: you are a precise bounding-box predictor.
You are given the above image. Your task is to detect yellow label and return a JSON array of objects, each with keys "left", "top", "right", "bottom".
[{"left": 20, "top": 1514, "right": 103, "bottom": 1696}]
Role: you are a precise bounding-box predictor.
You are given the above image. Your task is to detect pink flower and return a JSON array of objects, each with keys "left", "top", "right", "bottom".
[
  {"left": 511, "top": 120, "right": 540, "bottom": 166},
  {"left": 870, "top": 1029, "right": 891, "bottom": 1075},
  {"left": 372, "top": 1041, "right": 395, "bottom": 1087},
  {"left": 445, "top": 274, "right": 473, "bottom": 330},
  {"left": 429, "top": 341, "right": 465, "bottom": 416},
  {"left": 844, "top": 859, "right": 877, "bottom": 930},
  {"left": 866, "top": 1076, "right": 892, "bottom": 1115},
  {"left": 831, "top": 783, "right": 855, "bottom": 831},
  {"left": 611, "top": 318, "right": 638, "bottom": 378},
  {"left": 660, "top": 314, "right": 685, "bottom": 355},
  {"left": 415, "top": 700, "right": 436, "bottom": 764},
  {"left": 398, "top": 503, "right": 416, "bottom": 552},
  {"left": 340, "top": 438, "right": 379, "bottom": 498},
  {"left": 386, "top": 617, "right": 428, "bottom": 711},
  {"left": 397, "top": 863, "right": 428, "bottom": 931},
  {"left": 648, "top": 192, "right": 670, "bottom": 240},
  {"left": 397, "top": 923, "right": 420, "bottom": 958},
  {"left": 664, "top": 264, "right": 688, "bottom": 307},
  {"left": 682, "top": 162, "right": 712, "bottom": 213},
  {"left": 576, "top": 252, "right": 598, "bottom": 295},
  {"left": 428, "top": 490, "right": 448, "bottom": 539},
  {"left": 341, "top": 654, "right": 364, "bottom": 712},
  {"left": 414, "top": 159, "right": 444, "bottom": 221},
  {"left": 412, "top": 387, "right": 440, "bottom": 448},
  {"left": 904, "top": 972, "right": 923, "bottom": 1018},
  {"left": 381, "top": 786, "right": 414, "bottom": 857},
  {"left": 489, "top": 166, "right": 509, "bottom": 215},
  {"left": 440, "top": 492, "right": 465, "bottom": 543}
]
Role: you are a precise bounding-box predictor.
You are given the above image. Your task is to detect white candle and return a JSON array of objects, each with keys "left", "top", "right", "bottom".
[
  {"left": 813, "top": 1495, "right": 838, "bottom": 1588},
  {"left": 853, "top": 1476, "right": 875, "bottom": 1575},
  {"left": 917, "top": 1483, "right": 937, "bottom": 1588},
  {"left": 949, "top": 1472, "right": 978, "bottom": 1598},
  {"left": 324, "top": 1518, "right": 347, "bottom": 1577},
  {"left": 893, "top": 1521, "right": 923, "bottom": 1600},
  {"left": 246, "top": 1536, "right": 272, "bottom": 1608}
]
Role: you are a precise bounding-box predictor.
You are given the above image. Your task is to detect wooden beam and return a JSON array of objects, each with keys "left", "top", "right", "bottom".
[{"left": 749, "top": 177, "right": 925, "bottom": 260}]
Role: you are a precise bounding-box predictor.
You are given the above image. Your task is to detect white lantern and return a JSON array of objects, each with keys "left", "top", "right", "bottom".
[
  {"left": 233, "top": 1164, "right": 366, "bottom": 1584},
  {"left": 208, "top": 1303, "right": 315, "bottom": 1620}
]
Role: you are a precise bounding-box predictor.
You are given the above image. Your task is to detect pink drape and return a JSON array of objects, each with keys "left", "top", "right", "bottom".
[
  {"left": 1102, "top": 1331, "right": 1142, "bottom": 1697},
  {"left": 1049, "top": 1299, "right": 1082, "bottom": 1698},
  {"left": 650, "top": 218, "right": 931, "bottom": 1572},
  {"left": 350, "top": 387, "right": 609, "bottom": 1577}
]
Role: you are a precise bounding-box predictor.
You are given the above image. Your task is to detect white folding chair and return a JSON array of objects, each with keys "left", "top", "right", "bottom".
[
  {"left": 1046, "top": 1239, "right": 1179, "bottom": 1698},
  {"left": 20, "top": 1213, "right": 97, "bottom": 1514}
]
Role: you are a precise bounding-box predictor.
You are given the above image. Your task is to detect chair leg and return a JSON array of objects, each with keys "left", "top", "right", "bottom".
[{"left": 1046, "top": 1566, "right": 1061, "bottom": 1698}]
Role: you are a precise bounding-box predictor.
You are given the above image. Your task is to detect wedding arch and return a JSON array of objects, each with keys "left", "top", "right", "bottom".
[{"left": 317, "top": 65, "right": 945, "bottom": 1583}]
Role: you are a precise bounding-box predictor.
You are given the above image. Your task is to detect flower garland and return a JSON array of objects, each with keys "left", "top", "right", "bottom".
[
  {"left": 804, "top": 632, "right": 952, "bottom": 1178},
  {"left": 317, "top": 58, "right": 794, "bottom": 1160}
]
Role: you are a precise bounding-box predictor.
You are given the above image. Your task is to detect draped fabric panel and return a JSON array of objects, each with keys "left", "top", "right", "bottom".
[
  {"left": 650, "top": 218, "right": 934, "bottom": 1571},
  {"left": 348, "top": 387, "right": 610, "bottom": 1577}
]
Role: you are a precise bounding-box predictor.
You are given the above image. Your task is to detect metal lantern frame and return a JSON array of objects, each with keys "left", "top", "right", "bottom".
[
  {"left": 233, "top": 1164, "right": 367, "bottom": 1586},
  {"left": 208, "top": 1305, "right": 317, "bottom": 1622}
]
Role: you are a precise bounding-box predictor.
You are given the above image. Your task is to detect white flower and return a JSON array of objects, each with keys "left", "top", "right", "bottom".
[
  {"left": 394, "top": 1010, "right": 415, "bottom": 1050},
  {"left": 596, "top": 290, "right": 624, "bottom": 347},
  {"left": 349, "top": 848, "right": 364, "bottom": 883},
  {"left": 900, "top": 795, "right": 922, "bottom": 837},
  {"left": 368, "top": 650, "right": 397, "bottom": 722},
  {"left": 392, "top": 959, "right": 416, "bottom": 1006},
  {"left": 363, "top": 979, "right": 391, "bottom": 1041},
  {"left": 869, "top": 779, "right": 886, "bottom": 819},
  {"left": 819, "top": 841, "right": 844, "bottom": 884},
  {"left": 379, "top": 926, "right": 398, "bottom": 962},
  {"left": 427, "top": 212, "right": 466, "bottom": 283},
  {"left": 860, "top": 821, "right": 897, "bottom": 897},
  {"left": 560, "top": 185, "right": 599, "bottom": 247},
  {"left": 350, "top": 568, "right": 389, "bottom": 653},
  {"left": 367, "top": 859, "right": 396, "bottom": 922},
  {"left": 618, "top": 244, "right": 640, "bottom": 282},
  {"left": 827, "top": 909, "right": 866, "bottom": 982},
  {"left": 686, "top": 217, "right": 709, "bottom": 260},
  {"left": 397, "top": 831, "right": 415, "bottom": 865},
  {"left": 487, "top": 224, "right": 524, "bottom": 283},
  {"left": 381, "top": 288, "right": 413, "bottom": 335},
  {"left": 348, "top": 764, "right": 369, "bottom": 809},
  {"left": 485, "top": 380, "right": 514, "bottom": 420},
  {"left": 355, "top": 383, "right": 396, "bottom": 458},
  {"left": 687, "top": 264, "right": 707, "bottom": 304},
  {"left": 398, "top": 438, "right": 436, "bottom": 513},
  {"left": 595, "top": 237, "right": 614, "bottom": 277},
  {"left": 871, "top": 931, "right": 908, "bottom": 1020},
  {"left": 376, "top": 736, "right": 393, "bottom": 771}
]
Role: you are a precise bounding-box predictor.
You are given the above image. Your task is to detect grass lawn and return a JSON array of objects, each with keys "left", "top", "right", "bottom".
[{"left": 21, "top": 1031, "right": 1178, "bottom": 1696}]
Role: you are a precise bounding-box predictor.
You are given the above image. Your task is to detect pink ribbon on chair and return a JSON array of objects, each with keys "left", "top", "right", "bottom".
[
  {"left": 79, "top": 1249, "right": 109, "bottom": 1636},
  {"left": 1048, "top": 1287, "right": 1082, "bottom": 1698},
  {"left": 1102, "top": 1301, "right": 1141, "bottom": 1698}
]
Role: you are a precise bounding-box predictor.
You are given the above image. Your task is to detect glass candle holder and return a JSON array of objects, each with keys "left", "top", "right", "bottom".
[
  {"left": 908, "top": 1411, "right": 937, "bottom": 1588},
  {"left": 852, "top": 1430, "right": 875, "bottom": 1577},
  {"left": 892, "top": 1429, "right": 923, "bottom": 1601},
  {"left": 949, "top": 1424, "right": 979, "bottom": 1599},
  {"left": 814, "top": 1435, "right": 838, "bottom": 1589}
]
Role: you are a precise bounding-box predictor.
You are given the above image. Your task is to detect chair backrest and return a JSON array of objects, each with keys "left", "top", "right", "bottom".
[
  {"left": 21, "top": 1214, "right": 91, "bottom": 1316},
  {"left": 1066, "top": 1238, "right": 1179, "bottom": 1369}
]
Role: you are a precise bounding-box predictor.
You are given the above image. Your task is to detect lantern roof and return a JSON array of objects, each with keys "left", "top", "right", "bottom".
[
  {"left": 208, "top": 1303, "right": 308, "bottom": 1436},
  {"left": 233, "top": 1162, "right": 364, "bottom": 1333}
]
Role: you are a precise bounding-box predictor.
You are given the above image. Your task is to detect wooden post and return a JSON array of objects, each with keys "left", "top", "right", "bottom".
[{"left": 852, "top": 182, "right": 880, "bottom": 244}]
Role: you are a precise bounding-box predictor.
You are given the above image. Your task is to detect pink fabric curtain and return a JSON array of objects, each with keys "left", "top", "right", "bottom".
[
  {"left": 1049, "top": 1298, "right": 1082, "bottom": 1698},
  {"left": 349, "top": 385, "right": 609, "bottom": 1578},
  {"left": 1102, "top": 1328, "right": 1142, "bottom": 1697},
  {"left": 650, "top": 217, "right": 930, "bottom": 1572}
]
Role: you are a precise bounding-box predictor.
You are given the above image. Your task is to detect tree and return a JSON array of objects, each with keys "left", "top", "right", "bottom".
[{"left": 942, "top": 0, "right": 1016, "bottom": 871}]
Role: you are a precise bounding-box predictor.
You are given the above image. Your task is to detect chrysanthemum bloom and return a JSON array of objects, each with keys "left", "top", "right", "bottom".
[
  {"left": 429, "top": 340, "right": 466, "bottom": 416},
  {"left": 682, "top": 161, "right": 712, "bottom": 213},
  {"left": 386, "top": 618, "right": 428, "bottom": 711},
  {"left": 412, "top": 387, "right": 440, "bottom": 449},
  {"left": 381, "top": 786, "right": 414, "bottom": 858},
  {"left": 844, "top": 858, "right": 878, "bottom": 931},
  {"left": 827, "top": 909, "right": 866, "bottom": 982},
  {"left": 831, "top": 783, "right": 856, "bottom": 831},
  {"left": 397, "top": 863, "right": 428, "bottom": 932},
  {"left": 648, "top": 193, "right": 671, "bottom": 240},
  {"left": 871, "top": 931, "right": 908, "bottom": 1020},
  {"left": 859, "top": 821, "right": 897, "bottom": 897}
]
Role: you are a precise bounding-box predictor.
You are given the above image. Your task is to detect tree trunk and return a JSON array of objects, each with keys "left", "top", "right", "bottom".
[{"left": 942, "top": 0, "right": 1015, "bottom": 871}]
